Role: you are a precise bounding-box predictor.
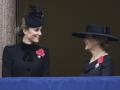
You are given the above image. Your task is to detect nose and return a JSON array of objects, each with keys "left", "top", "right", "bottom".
[{"left": 38, "top": 30, "right": 42, "bottom": 36}]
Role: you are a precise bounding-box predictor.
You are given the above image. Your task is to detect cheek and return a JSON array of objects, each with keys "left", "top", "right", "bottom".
[
  {"left": 84, "top": 40, "right": 90, "bottom": 45},
  {"left": 27, "top": 31, "right": 36, "bottom": 37},
  {"left": 26, "top": 33, "right": 33, "bottom": 38},
  {"left": 85, "top": 40, "right": 93, "bottom": 48},
  {"left": 91, "top": 40, "right": 98, "bottom": 46}
]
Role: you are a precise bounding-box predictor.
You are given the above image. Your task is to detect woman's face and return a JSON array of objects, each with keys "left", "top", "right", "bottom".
[
  {"left": 83, "top": 35, "right": 100, "bottom": 51},
  {"left": 23, "top": 26, "right": 42, "bottom": 43}
]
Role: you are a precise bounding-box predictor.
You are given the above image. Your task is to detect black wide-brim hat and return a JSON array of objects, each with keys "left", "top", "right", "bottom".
[{"left": 72, "top": 24, "right": 119, "bottom": 41}]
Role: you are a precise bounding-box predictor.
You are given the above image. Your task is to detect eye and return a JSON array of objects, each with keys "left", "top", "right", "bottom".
[{"left": 35, "top": 28, "right": 39, "bottom": 31}]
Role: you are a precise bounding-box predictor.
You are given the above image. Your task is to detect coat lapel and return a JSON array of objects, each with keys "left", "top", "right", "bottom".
[{"left": 85, "top": 61, "right": 97, "bottom": 71}]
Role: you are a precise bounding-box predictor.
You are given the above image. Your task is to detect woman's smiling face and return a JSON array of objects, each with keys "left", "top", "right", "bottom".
[{"left": 23, "top": 26, "right": 42, "bottom": 43}]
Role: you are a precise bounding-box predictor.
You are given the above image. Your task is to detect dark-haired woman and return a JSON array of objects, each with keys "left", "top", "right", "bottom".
[
  {"left": 72, "top": 24, "right": 119, "bottom": 76},
  {"left": 2, "top": 6, "right": 49, "bottom": 77}
]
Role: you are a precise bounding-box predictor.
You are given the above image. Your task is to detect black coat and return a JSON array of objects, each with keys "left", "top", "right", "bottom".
[
  {"left": 2, "top": 42, "right": 49, "bottom": 77},
  {"left": 81, "top": 55, "right": 113, "bottom": 76}
]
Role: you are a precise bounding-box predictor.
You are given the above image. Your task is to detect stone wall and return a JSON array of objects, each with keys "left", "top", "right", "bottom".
[{"left": 0, "top": 0, "right": 16, "bottom": 77}]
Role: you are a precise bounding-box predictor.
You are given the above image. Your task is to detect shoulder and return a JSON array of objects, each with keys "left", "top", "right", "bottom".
[
  {"left": 3, "top": 44, "right": 18, "bottom": 57},
  {"left": 102, "top": 55, "right": 112, "bottom": 65},
  {"left": 4, "top": 44, "right": 21, "bottom": 51},
  {"left": 104, "top": 55, "right": 111, "bottom": 62},
  {"left": 3, "top": 43, "right": 23, "bottom": 55}
]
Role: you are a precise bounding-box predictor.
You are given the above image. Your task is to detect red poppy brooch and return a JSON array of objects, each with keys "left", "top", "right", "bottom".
[
  {"left": 95, "top": 53, "right": 108, "bottom": 68},
  {"left": 36, "top": 48, "right": 45, "bottom": 58}
]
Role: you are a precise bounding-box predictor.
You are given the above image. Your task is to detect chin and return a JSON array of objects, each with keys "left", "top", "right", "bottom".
[
  {"left": 32, "top": 39, "right": 39, "bottom": 43},
  {"left": 85, "top": 46, "right": 88, "bottom": 50},
  {"left": 34, "top": 41, "right": 39, "bottom": 43},
  {"left": 85, "top": 47, "right": 91, "bottom": 51},
  {"left": 85, "top": 48, "right": 89, "bottom": 51}
]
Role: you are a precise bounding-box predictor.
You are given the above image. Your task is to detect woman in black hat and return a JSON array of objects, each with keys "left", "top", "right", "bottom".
[
  {"left": 2, "top": 6, "right": 49, "bottom": 77},
  {"left": 72, "top": 24, "right": 119, "bottom": 76}
]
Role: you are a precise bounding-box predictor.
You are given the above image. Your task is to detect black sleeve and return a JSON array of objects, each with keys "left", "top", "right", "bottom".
[
  {"left": 2, "top": 46, "right": 12, "bottom": 77},
  {"left": 42, "top": 48, "right": 50, "bottom": 76},
  {"left": 101, "top": 55, "right": 113, "bottom": 76}
]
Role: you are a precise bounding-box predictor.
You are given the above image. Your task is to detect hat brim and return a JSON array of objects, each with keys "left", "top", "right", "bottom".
[{"left": 72, "top": 32, "right": 119, "bottom": 42}]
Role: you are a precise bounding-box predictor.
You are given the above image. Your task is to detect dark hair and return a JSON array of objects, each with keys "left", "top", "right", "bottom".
[
  {"left": 17, "top": 18, "right": 29, "bottom": 37},
  {"left": 18, "top": 5, "right": 44, "bottom": 37}
]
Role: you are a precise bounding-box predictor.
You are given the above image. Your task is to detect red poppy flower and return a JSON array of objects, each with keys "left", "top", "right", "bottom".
[
  {"left": 98, "top": 56, "right": 104, "bottom": 64},
  {"left": 36, "top": 49, "right": 45, "bottom": 57}
]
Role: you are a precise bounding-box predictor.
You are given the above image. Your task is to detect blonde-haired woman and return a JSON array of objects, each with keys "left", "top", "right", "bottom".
[{"left": 72, "top": 24, "right": 119, "bottom": 76}]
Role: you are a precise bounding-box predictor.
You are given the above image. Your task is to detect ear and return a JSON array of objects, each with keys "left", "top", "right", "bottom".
[{"left": 23, "top": 29, "right": 28, "bottom": 35}]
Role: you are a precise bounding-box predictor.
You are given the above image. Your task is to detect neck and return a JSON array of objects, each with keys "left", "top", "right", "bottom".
[
  {"left": 22, "top": 36, "right": 32, "bottom": 45},
  {"left": 90, "top": 47, "right": 105, "bottom": 57}
]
